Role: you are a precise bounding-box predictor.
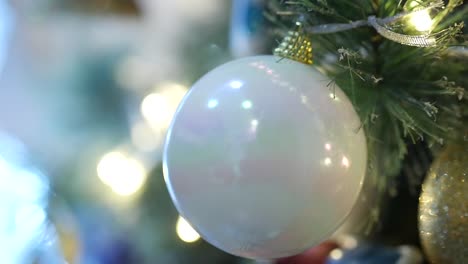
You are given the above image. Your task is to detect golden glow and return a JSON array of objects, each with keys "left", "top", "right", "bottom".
[
  {"left": 141, "top": 83, "right": 187, "bottom": 130},
  {"left": 324, "top": 157, "right": 332, "bottom": 166},
  {"left": 97, "top": 151, "right": 146, "bottom": 196},
  {"left": 409, "top": 10, "right": 433, "bottom": 32},
  {"left": 330, "top": 249, "right": 343, "bottom": 260},
  {"left": 141, "top": 93, "right": 172, "bottom": 129},
  {"left": 176, "top": 216, "right": 200, "bottom": 243}
]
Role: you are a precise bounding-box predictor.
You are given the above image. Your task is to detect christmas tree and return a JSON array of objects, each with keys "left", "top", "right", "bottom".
[{"left": 163, "top": 0, "right": 467, "bottom": 263}]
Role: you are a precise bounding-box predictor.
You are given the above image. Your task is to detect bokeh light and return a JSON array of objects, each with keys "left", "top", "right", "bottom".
[
  {"left": 409, "top": 10, "right": 433, "bottom": 32},
  {"left": 330, "top": 248, "right": 343, "bottom": 260},
  {"left": 97, "top": 151, "right": 146, "bottom": 196},
  {"left": 131, "top": 120, "right": 163, "bottom": 152},
  {"left": 176, "top": 216, "right": 200, "bottom": 243},
  {"left": 141, "top": 83, "right": 187, "bottom": 131}
]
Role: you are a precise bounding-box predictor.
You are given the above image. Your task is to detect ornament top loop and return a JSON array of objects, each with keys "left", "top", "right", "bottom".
[{"left": 274, "top": 22, "right": 313, "bottom": 65}]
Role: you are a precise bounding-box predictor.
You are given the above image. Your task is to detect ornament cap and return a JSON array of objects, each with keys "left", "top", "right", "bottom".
[{"left": 274, "top": 22, "right": 313, "bottom": 65}]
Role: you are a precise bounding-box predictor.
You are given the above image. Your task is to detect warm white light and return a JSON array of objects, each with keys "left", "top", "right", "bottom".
[
  {"left": 341, "top": 235, "right": 358, "bottom": 249},
  {"left": 330, "top": 249, "right": 343, "bottom": 260},
  {"left": 176, "top": 216, "right": 200, "bottom": 243},
  {"left": 97, "top": 151, "right": 146, "bottom": 196},
  {"left": 409, "top": 10, "right": 433, "bottom": 32},
  {"left": 141, "top": 93, "right": 172, "bottom": 129},
  {"left": 141, "top": 83, "right": 187, "bottom": 130},
  {"left": 97, "top": 152, "right": 126, "bottom": 185},
  {"left": 324, "top": 157, "right": 332, "bottom": 166},
  {"left": 325, "top": 143, "right": 331, "bottom": 151},
  {"left": 242, "top": 100, "right": 252, "bottom": 109},
  {"left": 342, "top": 156, "right": 350, "bottom": 168}
]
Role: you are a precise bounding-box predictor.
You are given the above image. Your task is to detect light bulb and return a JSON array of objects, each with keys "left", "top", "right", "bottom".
[{"left": 409, "top": 10, "right": 433, "bottom": 32}]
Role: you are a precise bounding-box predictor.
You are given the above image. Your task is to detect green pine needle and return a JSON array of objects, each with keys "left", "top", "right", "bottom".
[{"left": 267, "top": 0, "right": 467, "bottom": 232}]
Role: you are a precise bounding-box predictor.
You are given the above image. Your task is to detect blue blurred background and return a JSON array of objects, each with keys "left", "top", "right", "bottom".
[{"left": 0, "top": 1, "right": 256, "bottom": 263}]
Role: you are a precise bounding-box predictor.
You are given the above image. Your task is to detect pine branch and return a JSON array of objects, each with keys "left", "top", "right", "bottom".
[{"left": 267, "top": 0, "right": 467, "bottom": 202}]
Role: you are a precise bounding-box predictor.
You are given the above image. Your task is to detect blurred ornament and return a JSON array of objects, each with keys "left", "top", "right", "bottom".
[
  {"left": 46, "top": 0, "right": 140, "bottom": 15},
  {"left": 419, "top": 139, "right": 467, "bottom": 264},
  {"left": 0, "top": 0, "right": 13, "bottom": 74},
  {"left": 48, "top": 199, "right": 81, "bottom": 264},
  {"left": 230, "top": 0, "right": 269, "bottom": 57},
  {"left": 0, "top": 132, "right": 66, "bottom": 263},
  {"left": 325, "top": 243, "right": 423, "bottom": 264},
  {"left": 163, "top": 55, "right": 367, "bottom": 259},
  {"left": 276, "top": 241, "right": 338, "bottom": 264}
]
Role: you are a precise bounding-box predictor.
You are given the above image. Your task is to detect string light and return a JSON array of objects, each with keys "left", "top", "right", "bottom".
[
  {"left": 141, "top": 83, "right": 187, "bottom": 131},
  {"left": 409, "top": 9, "right": 433, "bottom": 32},
  {"left": 97, "top": 151, "right": 146, "bottom": 196},
  {"left": 176, "top": 216, "right": 200, "bottom": 243},
  {"left": 330, "top": 249, "right": 344, "bottom": 260}
]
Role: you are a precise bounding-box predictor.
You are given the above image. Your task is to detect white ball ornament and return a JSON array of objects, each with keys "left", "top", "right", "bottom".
[{"left": 163, "top": 55, "right": 367, "bottom": 259}]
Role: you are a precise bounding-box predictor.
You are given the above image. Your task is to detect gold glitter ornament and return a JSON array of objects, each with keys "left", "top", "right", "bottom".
[
  {"left": 418, "top": 139, "right": 468, "bottom": 264},
  {"left": 273, "top": 22, "right": 313, "bottom": 65}
]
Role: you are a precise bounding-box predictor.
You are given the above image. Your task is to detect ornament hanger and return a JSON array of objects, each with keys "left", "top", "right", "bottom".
[
  {"left": 273, "top": 22, "right": 313, "bottom": 65},
  {"left": 283, "top": 1, "right": 446, "bottom": 47}
]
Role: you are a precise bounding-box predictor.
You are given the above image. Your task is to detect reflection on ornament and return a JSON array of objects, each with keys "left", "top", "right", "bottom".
[
  {"left": 176, "top": 216, "right": 201, "bottom": 243},
  {"left": 97, "top": 151, "right": 147, "bottom": 196},
  {"left": 164, "top": 56, "right": 367, "bottom": 259},
  {"left": 419, "top": 142, "right": 467, "bottom": 264}
]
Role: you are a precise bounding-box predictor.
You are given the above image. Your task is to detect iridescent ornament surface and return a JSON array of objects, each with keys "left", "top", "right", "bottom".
[
  {"left": 419, "top": 140, "right": 467, "bottom": 264},
  {"left": 163, "top": 56, "right": 367, "bottom": 259}
]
